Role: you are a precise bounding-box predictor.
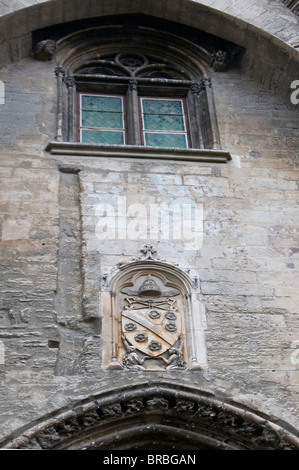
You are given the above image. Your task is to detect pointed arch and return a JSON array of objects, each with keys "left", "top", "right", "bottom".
[
  {"left": 0, "top": 1, "right": 297, "bottom": 100},
  {"left": 2, "top": 382, "right": 299, "bottom": 450}
]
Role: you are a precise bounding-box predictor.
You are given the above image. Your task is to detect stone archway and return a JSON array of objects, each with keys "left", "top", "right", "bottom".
[
  {"left": 2, "top": 382, "right": 299, "bottom": 450},
  {"left": 0, "top": 0, "right": 298, "bottom": 100}
]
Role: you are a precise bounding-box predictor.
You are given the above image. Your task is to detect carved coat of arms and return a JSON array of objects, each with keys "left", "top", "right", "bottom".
[{"left": 120, "top": 275, "right": 186, "bottom": 371}]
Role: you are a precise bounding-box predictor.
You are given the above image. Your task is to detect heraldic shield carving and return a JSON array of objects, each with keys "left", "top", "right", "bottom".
[
  {"left": 120, "top": 274, "right": 186, "bottom": 371},
  {"left": 103, "top": 245, "right": 207, "bottom": 371}
]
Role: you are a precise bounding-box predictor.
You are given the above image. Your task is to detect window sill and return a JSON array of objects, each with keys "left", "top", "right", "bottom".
[{"left": 45, "top": 141, "right": 232, "bottom": 163}]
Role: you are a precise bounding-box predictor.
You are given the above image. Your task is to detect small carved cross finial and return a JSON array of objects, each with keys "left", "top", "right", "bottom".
[{"left": 140, "top": 244, "right": 157, "bottom": 260}]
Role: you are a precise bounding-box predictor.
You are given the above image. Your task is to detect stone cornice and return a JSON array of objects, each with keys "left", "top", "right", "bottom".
[{"left": 45, "top": 141, "right": 232, "bottom": 163}]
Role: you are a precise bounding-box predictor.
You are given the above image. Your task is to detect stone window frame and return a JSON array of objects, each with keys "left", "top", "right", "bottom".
[
  {"left": 75, "top": 77, "right": 192, "bottom": 148},
  {"left": 56, "top": 55, "right": 217, "bottom": 149},
  {"left": 77, "top": 92, "right": 191, "bottom": 148},
  {"left": 44, "top": 24, "right": 232, "bottom": 163}
]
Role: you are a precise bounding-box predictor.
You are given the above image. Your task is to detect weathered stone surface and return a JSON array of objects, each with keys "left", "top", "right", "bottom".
[{"left": 0, "top": 0, "right": 298, "bottom": 451}]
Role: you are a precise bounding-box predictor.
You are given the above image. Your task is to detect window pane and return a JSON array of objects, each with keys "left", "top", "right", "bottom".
[
  {"left": 81, "top": 96, "right": 123, "bottom": 128},
  {"left": 143, "top": 113, "right": 185, "bottom": 131},
  {"left": 141, "top": 98, "right": 188, "bottom": 148},
  {"left": 142, "top": 99, "right": 185, "bottom": 131},
  {"left": 82, "top": 95, "right": 122, "bottom": 113},
  {"left": 144, "top": 132, "right": 187, "bottom": 148},
  {"left": 81, "top": 129, "right": 124, "bottom": 145},
  {"left": 142, "top": 99, "right": 183, "bottom": 116},
  {"left": 82, "top": 111, "right": 123, "bottom": 128}
]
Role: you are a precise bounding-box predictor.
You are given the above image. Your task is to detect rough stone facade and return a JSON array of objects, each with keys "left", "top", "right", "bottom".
[{"left": 0, "top": 0, "right": 298, "bottom": 451}]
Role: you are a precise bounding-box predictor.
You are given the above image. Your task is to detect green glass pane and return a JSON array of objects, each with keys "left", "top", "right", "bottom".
[
  {"left": 82, "top": 95, "right": 122, "bottom": 113},
  {"left": 81, "top": 129, "right": 124, "bottom": 145},
  {"left": 82, "top": 111, "right": 123, "bottom": 128},
  {"left": 144, "top": 132, "right": 187, "bottom": 148},
  {"left": 142, "top": 99, "right": 183, "bottom": 116},
  {"left": 143, "top": 113, "right": 185, "bottom": 131}
]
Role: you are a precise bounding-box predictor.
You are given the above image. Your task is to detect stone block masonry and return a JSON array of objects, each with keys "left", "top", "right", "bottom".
[{"left": 0, "top": 0, "right": 298, "bottom": 450}]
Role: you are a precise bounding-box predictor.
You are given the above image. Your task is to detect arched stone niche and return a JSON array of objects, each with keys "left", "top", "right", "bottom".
[{"left": 101, "top": 246, "right": 207, "bottom": 371}]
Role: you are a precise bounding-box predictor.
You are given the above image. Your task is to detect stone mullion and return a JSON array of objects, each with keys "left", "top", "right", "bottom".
[
  {"left": 127, "top": 79, "right": 142, "bottom": 145},
  {"left": 66, "top": 76, "right": 76, "bottom": 142},
  {"left": 54, "top": 66, "right": 65, "bottom": 142}
]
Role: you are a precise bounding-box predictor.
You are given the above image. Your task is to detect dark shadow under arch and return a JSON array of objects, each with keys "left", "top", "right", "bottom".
[{"left": 2, "top": 381, "right": 299, "bottom": 450}]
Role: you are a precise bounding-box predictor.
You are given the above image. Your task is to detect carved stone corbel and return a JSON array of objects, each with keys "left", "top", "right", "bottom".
[
  {"left": 34, "top": 40, "right": 56, "bottom": 61},
  {"left": 210, "top": 50, "right": 230, "bottom": 72}
]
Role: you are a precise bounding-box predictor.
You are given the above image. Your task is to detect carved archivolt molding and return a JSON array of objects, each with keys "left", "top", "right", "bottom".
[
  {"left": 101, "top": 246, "right": 207, "bottom": 371},
  {"left": 2, "top": 382, "right": 299, "bottom": 450}
]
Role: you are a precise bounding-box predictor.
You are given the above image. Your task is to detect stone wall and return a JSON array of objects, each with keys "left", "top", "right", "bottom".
[{"left": 0, "top": 0, "right": 298, "bottom": 450}]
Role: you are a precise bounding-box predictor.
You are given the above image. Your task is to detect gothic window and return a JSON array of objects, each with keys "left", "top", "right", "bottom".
[
  {"left": 79, "top": 94, "right": 189, "bottom": 148},
  {"left": 45, "top": 24, "right": 232, "bottom": 161},
  {"left": 72, "top": 52, "right": 200, "bottom": 148}
]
